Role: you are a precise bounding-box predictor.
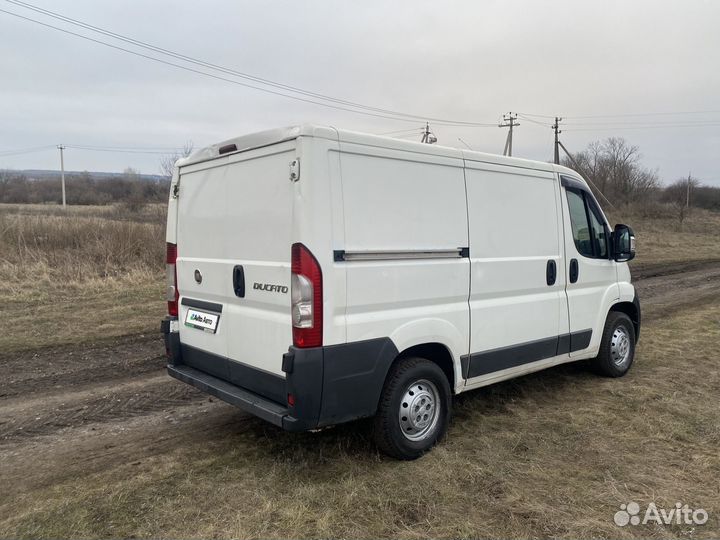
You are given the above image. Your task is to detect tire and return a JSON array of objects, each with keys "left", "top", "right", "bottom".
[
  {"left": 591, "top": 311, "right": 636, "bottom": 377},
  {"left": 373, "top": 357, "right": 452, "bottom": 460}
]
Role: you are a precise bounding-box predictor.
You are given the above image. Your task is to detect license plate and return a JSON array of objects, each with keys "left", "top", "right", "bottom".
[{"left": 184, "top": 308, "right": 220, "bottom": 333}]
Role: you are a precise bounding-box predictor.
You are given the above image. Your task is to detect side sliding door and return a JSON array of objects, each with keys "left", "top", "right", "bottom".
[{"left": 463, "top": 161, "right": 569, "bottom": 387}]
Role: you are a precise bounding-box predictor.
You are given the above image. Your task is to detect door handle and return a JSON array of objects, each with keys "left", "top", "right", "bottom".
[
  {"left": 569, "top": 258, "right": 579, "bottom": 283},
  {"left": 233, "top": 265, "right": 245, "bottom": 297},
  {"left": 546, "top": 260, "right": 557, "bottom": 286}
]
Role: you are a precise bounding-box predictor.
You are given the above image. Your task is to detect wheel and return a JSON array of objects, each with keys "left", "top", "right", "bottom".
[
  {"left": 591, "top": 312, "right": 636, "bottom": 377},
  {"left": 373, "top": 357, "right": 451, "bottom": 460}
]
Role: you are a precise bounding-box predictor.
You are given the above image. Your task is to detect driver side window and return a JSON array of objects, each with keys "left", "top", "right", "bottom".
[{"left": 566, "top": 188, "right": 608, "bottom": 259}]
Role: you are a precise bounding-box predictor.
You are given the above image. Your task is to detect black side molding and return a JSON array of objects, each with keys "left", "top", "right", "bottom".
[{"left": 461, "top": 329, "right": 593, "bottom": 379}]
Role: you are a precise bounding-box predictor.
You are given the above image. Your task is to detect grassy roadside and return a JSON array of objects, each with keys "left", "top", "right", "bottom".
[
  {"left": 611, "top": 208, "right": 720, "bottom": 270},
  {"left": 0, "top": 271, "right": 164, "bottom": 353},
  {"left": 2, "top": 301, "right": 719, "bottom": 539},
  {"left": 0, "top": 204, "right": 165, "bottom": 353}
]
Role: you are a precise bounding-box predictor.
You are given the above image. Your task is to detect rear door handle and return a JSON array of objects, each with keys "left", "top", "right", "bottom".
[
  {"left": 569, "top": 258, "right": 579, "bottom": 283},
  {"left": 546, "top": 259, "right": 557, "bottom": 286},
  {"left": 233, "top": 265, "right": 245, "bottom": 297}
]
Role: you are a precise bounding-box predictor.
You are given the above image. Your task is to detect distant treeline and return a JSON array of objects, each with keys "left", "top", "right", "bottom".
[
  {"left": 0, "top": 169, "right": 170, "bottom": 206},
  {"left": 2, "top": 140, "right": 719, "bottom": 213},
  {"left": 690, "top": 185, "right": 720, "bottom": 210},
  {"left": 563, "top": 137, "right": 720, "bottom": 213}
]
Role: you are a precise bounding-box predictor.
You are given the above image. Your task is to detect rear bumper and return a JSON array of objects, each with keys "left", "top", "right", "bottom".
[
  {"left": 161, "top": 317, "right": 398, "bottom": 431},
  {"left": 167, "top": 364, "right": 308, "bottom": 431}
]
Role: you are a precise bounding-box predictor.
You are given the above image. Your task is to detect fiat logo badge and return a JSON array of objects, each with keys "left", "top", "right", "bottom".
[{"left": 194, "top": 269, "right": 202, "bottom": 284}]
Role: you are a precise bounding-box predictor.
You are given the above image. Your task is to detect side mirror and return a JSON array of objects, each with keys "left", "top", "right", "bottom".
[{"left": 613, "top": 224, "right": 636, "bottom": 262}]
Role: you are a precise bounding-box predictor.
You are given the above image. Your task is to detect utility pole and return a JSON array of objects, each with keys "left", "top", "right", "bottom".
[
  {"left": 421, "top": 122, "right": 437, "bottom": 144},
  {"left": 686, "top": 172, "right": 692, "bottom": 208},
  {"left": 552, "top": 117, "right": 562, "bottom": 164},
  {"left": 499, "top": 112, "right": 519, "bottom": 156},
  {"left": 57, "top": 144, "right": 66, "bottom": 209}
]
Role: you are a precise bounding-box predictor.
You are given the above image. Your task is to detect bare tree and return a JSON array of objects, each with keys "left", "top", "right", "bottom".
[
  {"left": 563, "top": 137, "right": 659, "bottom": 206},
  {"left": 122, "top": 167, "right": 146, "bottom": 213},
  {"left": 662, "top": 176, "right": 700, "bottom": 229},
  {"left": 160, "top": 142, "right": 194, "bottom": 179}
]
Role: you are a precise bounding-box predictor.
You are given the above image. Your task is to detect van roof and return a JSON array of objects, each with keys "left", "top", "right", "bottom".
[{"left": 178, "top": 124, "right": 577, "bottom": 176}]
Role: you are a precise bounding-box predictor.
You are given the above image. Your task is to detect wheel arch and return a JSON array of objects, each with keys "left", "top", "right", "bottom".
[
  {"left": 393, "top": 342, "right": 456, "bottom": 393},
  {"left": 608, "top": 300, "right": 640, "bottom": 342}
]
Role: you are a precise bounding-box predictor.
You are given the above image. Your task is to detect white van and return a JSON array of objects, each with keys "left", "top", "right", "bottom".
[{"left": 162, "top": 125, "right": 640, "bottom": 459}]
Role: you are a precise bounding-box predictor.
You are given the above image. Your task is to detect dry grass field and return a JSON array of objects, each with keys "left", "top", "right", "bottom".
[
  {"left": 0, "top": 203, "right": 165, "bottom": 352},
  {"left": 0, "top": 202, "right": 719, "bottom": 539},
  {"left": 608, "top": 207, "right": 720, "bottom": 270}
]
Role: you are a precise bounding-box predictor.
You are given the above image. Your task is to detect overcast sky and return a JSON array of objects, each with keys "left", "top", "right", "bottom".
[{"left": 1, "top": 0, "right": 719, "bottom": 185}]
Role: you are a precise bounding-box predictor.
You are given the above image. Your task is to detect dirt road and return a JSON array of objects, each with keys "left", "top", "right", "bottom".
[{"left": 2, "top": 259, "right": 719, "bottom": 511}]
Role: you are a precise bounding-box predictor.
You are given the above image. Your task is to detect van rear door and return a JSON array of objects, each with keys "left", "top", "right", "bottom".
[{"left": 175, "top": 141, "right": 296, "bottom": 383}]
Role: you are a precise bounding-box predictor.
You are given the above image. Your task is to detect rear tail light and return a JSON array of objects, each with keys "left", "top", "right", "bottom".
[
  {"left": 291, "top": 243, "right": 322, "bottom": 348},
  {"left": 166, "top": 242, "right": 179, "bottom": 317}
]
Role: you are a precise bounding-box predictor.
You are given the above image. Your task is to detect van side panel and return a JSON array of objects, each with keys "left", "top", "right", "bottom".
[
  {"left": 338, "top": 144, "right": 470, "bottom": 389},
  {"left": 292, "top": 135, "right": 345, "bottom": 347},
  {"left": 464, "top": 161, "right": 568, "bottom": 382}
]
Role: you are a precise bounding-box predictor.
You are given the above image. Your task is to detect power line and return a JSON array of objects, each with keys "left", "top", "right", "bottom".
[
  {"left": 516, "top": 114, "right": 550, "bottom": 127},
  {"left": 0, "top": 8, "right": 406, "bottom": 124},
  {"left": 518, "top": 109, "right": 720, "bottom": 120},
  {"left": 393, "top": 131, "right": 425, "bottom": 140},
  {"left": 1, "top": 2, "right": 498, "bottom": 127},
  {"left": 64, "top": 145, "right": 183, "bottom": 154},
  {"left": 6, "top": 0, "right": 458, "bottom": 123},
  {"left": 0, "top": 144, "right": 188, "bottom": 157},
  {"left": 562, "top": 119, "right": 720, "bottom": 126},
  {"left": 65, "top": 143, "right": 185, "bottom": 151},
  {"left": 563, "top": 123, "right": 720, "bottom": 132},
  {"left": 377, "top": 127, "right": 426, "bottom": 136},
  {"left": 0, "top": 144, "right": 56, "bottom": 157}
]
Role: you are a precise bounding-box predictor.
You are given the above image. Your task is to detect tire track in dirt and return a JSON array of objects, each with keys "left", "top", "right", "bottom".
[
  {"left": 633, "top": 259, "right": 720, "bottom": 322},
  {"left": 0, "top": 373, "right": 204, "bottom": 442},
  {"left": 1, "top": 334, "right": 165, "bottom": 399}
]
